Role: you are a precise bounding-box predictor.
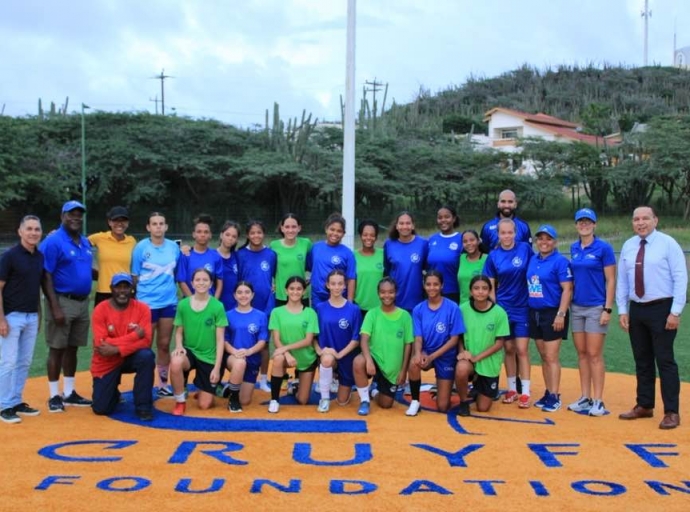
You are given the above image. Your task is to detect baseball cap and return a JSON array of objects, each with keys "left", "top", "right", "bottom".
[
  {"left": 62, "top": 200, "right": 86, "bottom": 213},
  {"left": 111, "top": 272, "right": 133, "bottom": 287},
  {"left": 535, "top": 224, "right": 558, "bottom": 239},
  {"left": 107, "top": 206, "right": 130, "bottom": 220},
  {"left": 575, "top": 208, "right": 597, "bottom": 223}
]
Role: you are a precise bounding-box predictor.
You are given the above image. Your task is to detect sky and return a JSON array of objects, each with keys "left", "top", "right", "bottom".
[{"left": 2, "top": 0, "right": 689, "bottom": 128}]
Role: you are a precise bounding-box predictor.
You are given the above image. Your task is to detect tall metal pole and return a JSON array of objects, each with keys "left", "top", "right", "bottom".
[
  {"left": 80, "top": 103, "right": 89, "bottom": 232},
  {"left": 342, "top": 0, "right": 356, "bottom": 249},
  {"left": 642, "top": 0, "right": 651, "bottom": 66}
]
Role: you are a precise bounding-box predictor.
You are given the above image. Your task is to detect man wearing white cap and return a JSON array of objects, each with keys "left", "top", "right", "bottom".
[{"left": 40, "top": 200, "right": 94, "bottom": 412}]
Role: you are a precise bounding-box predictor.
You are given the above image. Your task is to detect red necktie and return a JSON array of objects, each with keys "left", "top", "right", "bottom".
[{"left": 635, "top": 239, "right": 646, "bottom": 298}]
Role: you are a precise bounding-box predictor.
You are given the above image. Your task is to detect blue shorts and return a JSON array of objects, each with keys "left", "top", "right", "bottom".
[
  {"left": 151, "top": 304, "right": 177, "bottom": 323},
  {"left": 529, "top": 307, "right": 569, "bottom": 342},
  {"left": 333, "top": 351, "right": 359, "bottom": 387},
  {"left": 223, "top": 353, "right": 260, "bottom": 384},
  {"left": 420, "top": 351, "right": 456, "bottom": 380},
  {"left": 504, "top": 307, "right": 529, "bottom": 338}
]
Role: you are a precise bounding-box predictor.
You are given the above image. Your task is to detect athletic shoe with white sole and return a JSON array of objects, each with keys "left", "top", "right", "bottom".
[
  {"left": 542, "top": 393, "right": 562, "bottom": 413},
  {"left": 0, "top": 408, "right": 21, "bottom": 424},
  {"left": 63, "top": 391, "right": 92, "bottom": 407},
  {"left": 268, "top": 400, "right": 280, "bottom": 413},
  {"left": 502, "top": 390, "right": 518, "bottom": 404},
  {"left": 588, "top": 400, "right": 606, "bottom": 417},
  {"left": 567, "top": 396, "right": 592, "bottom": 413},
  {"left": 534, "top": 390, "right": 550, "bottom": 409},
  {"left": 317, "top": 399, "right": 330, "bottom": 413},
  {"left": 48, "top": 395, "right": 65, "bottom": 413},
  {"left": 405, "top": 400, "right": 421, "bottom": 417},
  {"left": 357, "top": 401, "right": 370, "bottom": 416},
  {"left": 14, "top": 403, "right": 40, "bottom": 416}
]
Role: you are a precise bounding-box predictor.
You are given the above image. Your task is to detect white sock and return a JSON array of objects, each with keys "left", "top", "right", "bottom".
[
  {"left": 507, "top": 376, "right": 517, "bottom": 392},
  {"left": 521, "top": 379, "right": 531, "bottom": 397},
  {"left": 174, "top": 393, "right": 186, "bottom": 403},
  {"left": 319, "top": 365, "right": 333, "bottom": 400},
  {"left": 49, "top": 381, "right": 60, "bottom": 398},
  {"left": 356, "top": 386, "right": 370, "bottom": 403},
  {"left": 259, "top": 374, "right": 268, "bottom": 385},
  {"left": 63, "top": 377, "right": 75, "bottom": 397}
]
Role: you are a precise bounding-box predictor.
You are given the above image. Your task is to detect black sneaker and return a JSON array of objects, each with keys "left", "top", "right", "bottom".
[
  {"left": 228, "top": 396, "right": 242, "bottom": 413},
  {"left": 0, "top": 407, "right": 21, "bottom": 424},
  {"left": 14, "top": 403, "right": 40, "bottom": 416},
  {"left": 457, "top": 401, "right": 471, "bottom": 417},
  {"left": 63, "top": 391, "right": 92, "bottom": 407},
  {"left": 136, "top": 410, "right": 154, "bottom": 422},
  {"left": 48, "top": 395, "right": 65, "bottom": 413}
]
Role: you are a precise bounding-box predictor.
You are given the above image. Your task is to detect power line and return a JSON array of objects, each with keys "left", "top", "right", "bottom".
[{"left": 150, "top": 69, "right": 174, "bottom": 115}]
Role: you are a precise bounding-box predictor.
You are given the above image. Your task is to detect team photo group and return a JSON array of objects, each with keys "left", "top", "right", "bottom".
[{"left": 0, "top": 189, "right": 686, "bottom": 431}]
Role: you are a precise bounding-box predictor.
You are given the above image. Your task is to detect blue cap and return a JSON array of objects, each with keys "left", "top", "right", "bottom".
[
  {"left": 535, "top": 224, "right": 558, "bottom": 239},
  {"left": 62, "top": 200, "right": 86, "bottom": 213},
  {"left": 575, "top": 208, "right": 597, "bottom": 222},
  {"left": 110, "top": 273, "right": 133, "bottom": 287}
]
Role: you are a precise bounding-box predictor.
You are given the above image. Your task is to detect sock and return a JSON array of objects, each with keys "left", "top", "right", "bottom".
[
  {"left": 319, "top": 365, "right": 333, "bottom": 400},
  {"left": 270, "top": 376, "right": 283, "bottom": 401},
  {"left": 173, "top": 393, "right": 186, "bottom": 403},
  {"left": 357, "top": 386, "right": 370, "bottom": 403},
  {"left": 49, "top": 381, "right": 60, "bottom": 398},
  {"left": 157, "top": 365, "right": 169, "bottom": 385},
  {"left": 228, "top": 382, "right": 241, "bottom": 392},
  {"left": 260, "top": 374, "right": 268, "bottom": 385},
  {"left": 507, "top": 376, "right": 517, "bottom": 392},
  {"left": 229, "top": 389, "right": 240, "bottom": 403},
  {"left": 63, "top": 377, "right": 75, "bottom": 397},
  {"left": 409, "top": 379, "right": 422, "bottom": 401},
  {"left": 521, "top": 379, "right": 531, "bottom": 397}
]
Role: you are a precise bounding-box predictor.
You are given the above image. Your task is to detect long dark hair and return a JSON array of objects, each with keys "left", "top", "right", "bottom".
[
  {"left": 461, "top": 229, "right": 490, "bottom": 255},
  {"left": 388, "top": 211, "right": 416, "bottom": 240},
  {"left": 220, "top": 220, "right": 241, "bottom": 253}
]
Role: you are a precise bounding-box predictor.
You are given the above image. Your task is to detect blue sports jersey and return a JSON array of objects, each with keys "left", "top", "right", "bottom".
[
  {"left": 383, "top": 236, "right": 428, "bottom": 311},
  {"left": 306, "top": 241, "right": 357, "bottom": 307},
  {"left": 527, "top": 250, "right": 573, "bottom": 309},
  {"left": 131, "top": 238, "right": 180, "bottom": 309},
  {"left": 480, "top": 215, "right": 532, "bottom": 251},
  {"left": 412, "top": 298, "right": 465, "bottom": 355},
  {"left": 218, "top": 251, "right": 239, "bottom": 311},
  {"left": 236, "top": 246, "right": 276, "bottom": 315},
  {"left": 176, "top": 248, "right": 223, "bottom": 296},
  {"left": 427, "top": 232, "right": 463, "bottom": 294},
  {"left": 225, "top": 307, "right": 269, "bottom": 367},
  {"left": 483, "top": 242, "right": 532, "bottom": 310},
  {"left": 40, "top": 226, "right": 93, "bottom": 295},
  {"left": 570, "top": 237, "right": 616, "bottom": 307},
  {"left": 315, "top": 300, "right": 362, "bottom": 351}
]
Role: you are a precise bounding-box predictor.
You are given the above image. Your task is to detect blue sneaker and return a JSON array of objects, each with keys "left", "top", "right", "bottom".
[
  {"left": 357, "top": 401, "right": 371, "bottom": 416},
  {"left": 534, "top": 390, "right": 550, "bottom": 409},
  {"left": 542, "top": 393, "right": 562, "bottom": 413}
]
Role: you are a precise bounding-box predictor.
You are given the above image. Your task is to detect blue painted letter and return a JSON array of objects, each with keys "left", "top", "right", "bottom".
[
  {"left": 35, "top": 475, "right": 81, "bottom": 490},
  {"left": 410, "top": 443, "right": 484, "bottom": 467},
  {"left": 528, "top": 443, "right": 579, "bottom": 467},
  {"left": 625, "top": 444, "right": 678, "bottom": 468},
  {"left": 330, "top": 479, "right": 378, "bottom": 495},
  {"left": 38, "top": 440, "right": 137, "bottom": 462},
  {"left": 400, "top": 480, "right": 453, "bottom": 495},
  {"left": 168, "top": 441, "right": 247, "bottom": 465},
  {"left": 293, "top": 443, "right": 372, "bottom": 466}
]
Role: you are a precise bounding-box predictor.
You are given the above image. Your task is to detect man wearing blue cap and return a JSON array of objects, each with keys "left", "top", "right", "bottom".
[
  {"left": 40, "top": 200, "right": 94, "bottom": 412},
  {"left": 91, "top": 273, "right": 154, "bottom": 421}
]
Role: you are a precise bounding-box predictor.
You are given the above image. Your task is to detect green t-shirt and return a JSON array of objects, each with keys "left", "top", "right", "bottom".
[
  {"left": 354, "top": 248, "right": 384, "bottom": 312},
  {"left": 361, "top": 307, "right": 414, "bottom": 383},
  {"left": 174, "top": 297, "right": 229, "bottom": 364},
  {"left": 268, "top": 305, "right": 319, "bottom": 371},
  {"left": 459, "top": 301, "right": 510, "bottom": 378},
  {"left": 270, "top": 237, "right": 312, "bottom": 300},
  {"left": 457, "top": 253, "right": 488, "bottom": 303}
]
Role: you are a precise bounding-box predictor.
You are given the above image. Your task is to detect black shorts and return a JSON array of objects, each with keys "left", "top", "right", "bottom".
[
  {"left": 473, "top": 374, "right": 500, "bottom": 400},
  {"left": 370, "top": 360, "right": 399, "bottom": 398},
  {"left": 529, "top": 307, "right": 569, "bottom": 341},
  {"left": 184, "top": 350, "right": 218, "bottom": 394}
]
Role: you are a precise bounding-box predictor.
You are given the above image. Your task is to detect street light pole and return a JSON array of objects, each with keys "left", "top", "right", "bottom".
[{"left": 80, "top": 103, "right": 90, "bottom": 232}]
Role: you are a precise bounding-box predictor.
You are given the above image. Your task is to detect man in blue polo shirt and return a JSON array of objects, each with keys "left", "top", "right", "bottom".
[
  {"left": 480, "top": 189, "right": 532, "bottom": 250},
  {"left": 40, "top": 201, "right": 95, "bottom": 412},
  {"left": 0, "top": 215, "right": 44, "bottom": 424}
]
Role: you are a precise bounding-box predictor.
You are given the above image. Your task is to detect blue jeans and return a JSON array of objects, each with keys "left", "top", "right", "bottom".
[
  {"left": 0, "top": 312, "right": 39, "bottom": 410},
  {"left": 92, "top": 349, "right": 155, "bottom": 416}
]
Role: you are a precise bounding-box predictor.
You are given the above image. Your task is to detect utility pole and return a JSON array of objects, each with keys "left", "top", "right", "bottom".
[
  {"left": 641, "top": 0, "right": 652, "bottom": 66},
  {"left": 364, "top": 78, "right": 384, "bottom": 129},
  {"left": 150, "top": 69, "right": 173, "bottom": 115},
  {"left": 149, "top": 95, "right": 159, "bottom": 115}
]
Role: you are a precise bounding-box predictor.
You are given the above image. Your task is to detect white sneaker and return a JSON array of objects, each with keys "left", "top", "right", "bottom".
[
  {"left": 405, "top": 400, "right": 421, "bottom": 417},
  {"left": 317, "top": 399, "right": 330, "bottom": 413},
  {"left": 330, "top": 378, "right": 339, "bottom": 394},
  {"left": 259, "top": 382, "right": 271, "bottom": 393},
  {"left": 370, "top": 381, "right": 379, "bottom": 399},
  {"left": 268, "top": 400, "right": 280, "bottom": 413},
  {"left": 588, "top": 399, "right": 606, "bottom": 417},
  {"left": 567, "top": 396, "right": 592, "bottom": 412}
]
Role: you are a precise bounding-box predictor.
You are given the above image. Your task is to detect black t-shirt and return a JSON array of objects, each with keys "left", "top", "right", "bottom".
[{"left": 0, "top": 244, "right": 44, "bottom": 313}]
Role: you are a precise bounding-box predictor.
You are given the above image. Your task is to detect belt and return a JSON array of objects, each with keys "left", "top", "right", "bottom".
[
  {"left": 58, "top": 293, "right": 90, "bottom": 302},
  {"left": 633, "top": 297, "right": 672, "bottom": 307}
]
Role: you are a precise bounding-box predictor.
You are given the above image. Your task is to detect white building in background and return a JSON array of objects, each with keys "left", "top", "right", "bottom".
[{"left": 674, "top": 46, "right": 690, "bottom": 69}]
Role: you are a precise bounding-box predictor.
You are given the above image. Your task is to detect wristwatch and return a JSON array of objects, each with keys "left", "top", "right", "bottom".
[
  {"left": 602, "top": 307, "right": 612, "bottom": 314},
  {"left": 556, "top": 311, "right": 566, "bottom": 318}
]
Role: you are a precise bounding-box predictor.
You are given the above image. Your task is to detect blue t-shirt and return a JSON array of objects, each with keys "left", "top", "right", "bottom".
[
  {"left": 315, "top": 300, "right": 362, "bottom": 352},
  {"left": 236, "top": 246, "right": 276, "bottom": 315},
  {"left": 412, "top": 297, "right": 465, "bottom": 355},
  {"left": 483, "top": 242, "right": 532, "bottom": 311},
  {"left": 527, "top": 250, "right": 573, "bottom": 309},
  {"left": 480, "top": 216, "right": 532, "bottom": 251},
  {"left": 225, "top": 307, "right": 269, "bottom": 367},
  {"left": 40, "top": 226, "right": 93, "bottom": 296},
  {"left": 570, "top": 237, "right": 616, "bottom": 307},
  {"left": 427, "top": 232, "right": 463, "bottom": 294},
  {"left": 176, "top": 248, "right": 223, "bottom": 296},
  {"left": 218, "top": 251, "right": 239, "bottom": 311},
  {"left": 383, "top": 236, "right": 428, "bottom": 312},
  {"left": 306, "top": 241, "right": 357, "bottom": 307},
  {"left": 131, "top": 238, "right": 180, "bottom": 309}
]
